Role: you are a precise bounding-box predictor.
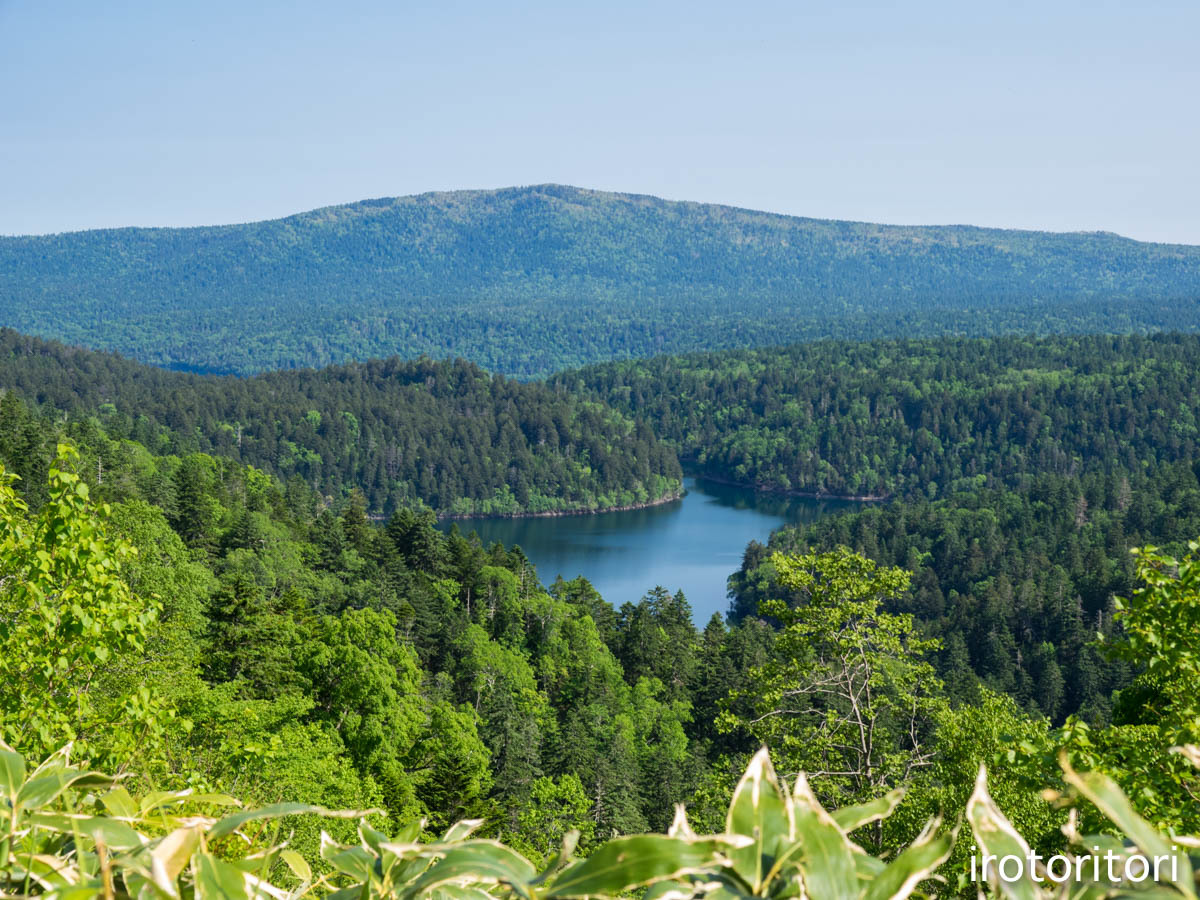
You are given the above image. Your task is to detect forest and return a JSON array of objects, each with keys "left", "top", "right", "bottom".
[
  {"left": 556, "top": 333, "right": 1200, "bottom": 500},
  {"left": 0, "top": 329, "right": 681, "bottom": 516},
  {"left": 2, "top": 325, "right": 1200, "bottom": 895},
  {"left": 4, "top": 185, "right": 1200, "bottom": 377}
]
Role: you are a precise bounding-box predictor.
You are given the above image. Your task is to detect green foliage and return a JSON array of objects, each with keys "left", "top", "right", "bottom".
[
  {"left": 1060, "top": 541, "right": 1200, "bottom": 833},
  {"left": 6, "top": 319, "right": 1200, "bottom": 897},
  {"left": 0, "top": 420, "right": 719, "bottom": 848},
  {"left": 965, "top": 756, "right": 1200, "bottom": 898},
  {"left": 719, "top": 549, "right": 947, "bottom": 815},
  {"left": 896, "top": 689, "right": 1064, "bottom": 889},
  {"left": 1111, "top": 541, "right": 1200, "bottom": 729},
  {"left": 730, "top": 455, "right": 1200, "bottom": 720},
  {"left": 0, "top": 447, "right": 169, "bottom": 770},
  {"left": 506, "top": 775, "right": 595, "bottom": 864},
  {"left": 0, "top": 738, "right": 372, "bottom": 898},
  {"left": 554, "top": 747, "right": 954, "bottom": 900},
  {"left": 4, "top": 739, "right": 1200, "bottom": 899},
  {"left": 300, "top": 608, "right": 430, "bottom": 822}
]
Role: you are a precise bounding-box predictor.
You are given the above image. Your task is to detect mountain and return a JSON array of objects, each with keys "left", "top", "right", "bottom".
[
  {"left": 3, "top": 184, "right": 1200, "bottom": 376},
  {"left": 0, "top": 329, "right": 680, "bottom": 516}
]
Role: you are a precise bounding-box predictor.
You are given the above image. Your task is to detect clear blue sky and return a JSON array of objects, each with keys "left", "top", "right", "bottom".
[{"left": 2, "top": 0, "right": 1197, "bottom": 242}]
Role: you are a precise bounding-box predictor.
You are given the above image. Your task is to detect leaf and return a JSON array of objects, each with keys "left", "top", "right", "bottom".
[
  {"left": 548, "top": 835, "right": 724, "bottom": 899},
  {"left": 431, "top": 887, "right": 499, "bottom": 900},
  {"left": 150, "top": 826, "right": 202, "bottom": 892},
  {"left": 863, "top": 820, "right": 955, "bottom": 900},
  {"left": 88, "top": 815, "right": 148, "bottom": 851},
  {"left": 643, "top": 880, "right": 721, "bottom": 900},
  {"left": 209, "top": 801, "right": 371, "bottom": 839},
  {"left": 100, "top": 785, "right": 138, "bottom": 819},
  {"left": 359, "top": 817, "right": 392, "bottom": 855},
  {"left": 280, "top": 848, "right": 312, "bottom": 882},
  {"left": 668, "top": 805, "right": 696, "bottom": 840},
  {"left": 442, "top": 818, "right": 485, "bottom": 843},
  {"left": 789, "top": 772, "right": 861, "bottom": 900},
  {"left": 16, "top": 766, "right": 110, "bottom": 810},
  {"left": 0, "top": 745, "right": 26, "bottom": 805},
  {"left": 966, "top": 765, "right": 1043, "bottom": 900},
  {"left": 831, "top": 788, "right": 905, "bottom": 834},
  {"left": 393, "top": 818, "right": 428, "bottom": 844},
  {"left": 531, "top": 829, "right": 581, "bottom": 886},
  {"left": 193, "top": 851, "right": 250, "bottom": 900},
  {"left": 724, "top": 747, "right": 793, "bottom": 892},
  {"left": 1060, "top": 756, "right": 1194, "bottom": 894},
  {"left": 36, "top": 886, "right": 106, "bottom": 900},
  {"left": 29, "top": 811, "right": 146, "bottom": 851},
  {"left": 322, "top": 843, "right": 376, "bottom": 882},
  {"left": 407, "top": 841, "right": 537, "bottom": 897},
  {"left": 139, "top": 789, "right": 240, "bottom": 817}
]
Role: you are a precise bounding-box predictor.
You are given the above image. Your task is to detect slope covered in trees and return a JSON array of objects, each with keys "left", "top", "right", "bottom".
[
  {"left": 4, "top": 336, "right": 1200, "bottom": 892},
  {"left": 728, "top": 460, "right": 1200, "bottom": 723},
  {"left": 558, "top": 333, "right": 1200, "bottom": 500},
  {"left": 0, "top": 329, "right": 680, "bottom": 516},
  {"left": 3, "top": 404, "right": 1200, "bottom": 895},
  {"left": 0, "top": 396, "right": 751, "bottom": 849},
  {"left": 3, "top": 184, "right": 1200, "bottom": 376},
  {"left": 556, "top": 333, "right": 1200, "bottom": 727}
]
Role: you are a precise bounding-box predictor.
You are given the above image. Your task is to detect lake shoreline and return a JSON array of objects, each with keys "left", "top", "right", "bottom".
[
  {"left": 687, "top": 471, "right": 889, "bottom": 503},
  {"left": 437, "top": 488, "right": 685, "bottom": 521},
  {"left": 437, "top": 473, "right": 885, "bottom": 521}
]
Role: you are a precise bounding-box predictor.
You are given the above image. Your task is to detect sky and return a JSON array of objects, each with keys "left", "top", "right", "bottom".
[{"left": 2, "top": 0, "right": 1198, "bottom": 243}]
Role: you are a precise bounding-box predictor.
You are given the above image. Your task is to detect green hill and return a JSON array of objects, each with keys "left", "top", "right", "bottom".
[
  {"left": 0, "top": 329, "right": 680, "bottom": 516},
  {"left": 3, "top": 184, "right": 1200, "bottom": 376},
  {"left": 554, "top": 332, "right": 1200, "bottom": 500}
]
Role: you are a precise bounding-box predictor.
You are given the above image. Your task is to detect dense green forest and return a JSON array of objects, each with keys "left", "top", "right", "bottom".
[
  {"left": 729, "top": 461, "right": 1200, "bottom": 723},
  {"left": 2, "top": 390, "right": 1200, "bottom": 896},
  {"left": 0, "top": 329, "right": 680, "bottom": 516},
  {"left": 0, "top": 394, "right": 754, "bottom": 847},
  {"left": 557, "top": 333, "right": 1200, "bottom": 499},
  {"left": 5, "top": 328, "right": 1200, "bottom": 733},
  {"left": 4, "top": 185, "right": 1200, "bottom": 376},
  {"left": 3, "top": 320, "right": 1200, "bottom": 893},
  {"left": 556, "top": 333, "right": 1200, "bottom": 728}
]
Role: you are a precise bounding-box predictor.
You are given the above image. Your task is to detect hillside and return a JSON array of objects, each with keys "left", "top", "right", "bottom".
[
  {"left": 0, "top": 329, "right": 680, "bottom": 515},
  {"left": 3, "top": 185, "right": 1200, "bottom": 376},
  {"left": 4, "top": 328, "right": 1200, "bottom": 881},
  {"left": 555, "top": 333, "right": 1200, "bottom": 499}
]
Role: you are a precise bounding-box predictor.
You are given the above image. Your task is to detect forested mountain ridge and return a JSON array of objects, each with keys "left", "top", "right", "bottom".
[
  {"left": 0, "top": 329, "right": 680, "bottom": 516},
  {"left": 4, "top": 184, "right": 1200, "bottom": 376},
  {"left": 556, "top": 333, "right": 1200, "bottom": 500}
]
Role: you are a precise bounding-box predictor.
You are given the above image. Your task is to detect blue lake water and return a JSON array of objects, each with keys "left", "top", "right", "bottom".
[{"left": 439, "top": 476, "right": 865, "bottom": 624}]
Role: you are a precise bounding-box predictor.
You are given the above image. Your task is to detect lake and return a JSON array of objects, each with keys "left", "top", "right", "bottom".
[{"left": 439, "top": 476, "right": 866, "bottom": 624}]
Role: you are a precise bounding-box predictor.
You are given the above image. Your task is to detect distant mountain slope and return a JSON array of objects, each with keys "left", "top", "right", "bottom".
[
  {"left": 0, "top": 329, "right": 681, "bottom": 515},
  {"left": 3, "top": 184, "right": 1200, "bottom": 376}
]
